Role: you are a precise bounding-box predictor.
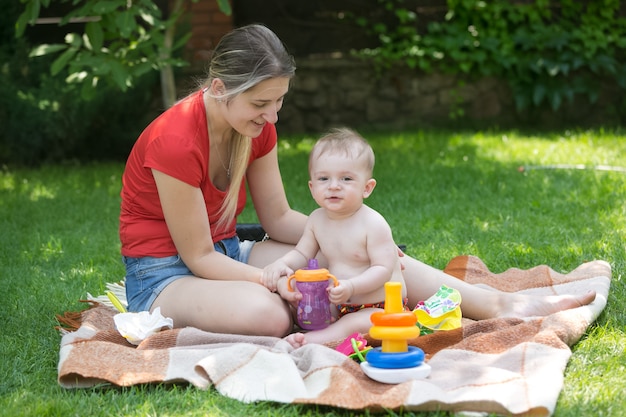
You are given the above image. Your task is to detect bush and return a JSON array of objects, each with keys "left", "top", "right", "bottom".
[
  {"left": 354, "top": 0, "right": 626, "bottom": 115},
  {"left": 0, "top": 3, "right": 159, "bottom": 166}
]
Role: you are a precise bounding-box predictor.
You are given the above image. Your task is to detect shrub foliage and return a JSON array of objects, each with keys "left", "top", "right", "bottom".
[
  {"left": 0, "top": 2, "right": 158, "bottom": 165},
  {"left": 355, "top": 0, "right": 626, "bottom": 112}
]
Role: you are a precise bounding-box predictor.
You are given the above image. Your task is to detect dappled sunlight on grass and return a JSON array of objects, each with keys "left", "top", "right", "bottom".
[
  {"left": 28, "top": 182, "right": 57, "bottom": 201},
  {"left": 0, "top": 170, "right": 16, "bottom": 192},
  {"left": 473, "top": 129, "right": 626, "bottom": 168},
  {"left": 39, "top": 236, "right": 64, "bottom": 261},
  {"left": 0, "top": 172, "right": 58, "bottom": 201}
]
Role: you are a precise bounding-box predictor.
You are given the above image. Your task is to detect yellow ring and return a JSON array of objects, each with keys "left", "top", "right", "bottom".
[{"left": 369, "top": 325, "right": 420, "bottom": 340}]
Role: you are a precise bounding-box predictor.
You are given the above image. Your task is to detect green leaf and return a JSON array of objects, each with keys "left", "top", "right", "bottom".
[
  {"left": 51, "top": 48, "right": 78, "bottom": 75},
  {"left": 92, "top": 1, "right": 121, "bottom": 15},
  {"left": 80, "top": 76, "right": 98, "bottom": 100},
  {"left": 109, "top": 61, "right": 130, "bottom": 91},
  {"left": 139, "top": 10, "right": 156, "bottom": 26},
  {"left": 65, "top": 33, "right": 82, "bottom": 48},
  {"left": 116, "top": 10, "right": 137, "bottom": 38},
  {"left": 29, "top": 0, "right": 41, "bottom": 22},
  {"left": 131, "top": 61, "right": 154, "bottom": 76},
  {"left": 29, "top": 43, "right": 68, "bottom": 57},
  {"left": 172, "top": 32, "right": 192, "bottom": 51},
  {"left": 216, "top": 0, "right": 232, "bottom": 16},
  {"left": 15, "top": 2, "right": 35, "bottom": 38},
  {"left": 85, "top": 21, "right": 104, "bottom": 51},
  {"left": 66, "top": 71, "right": 89, "bottom": 83},
  {"left": 92, "top": 60, "right": 111, "bottom": 76}
]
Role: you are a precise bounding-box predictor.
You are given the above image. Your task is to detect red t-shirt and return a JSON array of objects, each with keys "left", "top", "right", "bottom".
[{"left": 119, "top": 90, "right": 277, "bottom": 258}]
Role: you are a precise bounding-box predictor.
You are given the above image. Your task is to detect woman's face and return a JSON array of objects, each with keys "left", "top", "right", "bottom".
[{"left": 224, "top": 77, "right": 290, "bottom": 138}]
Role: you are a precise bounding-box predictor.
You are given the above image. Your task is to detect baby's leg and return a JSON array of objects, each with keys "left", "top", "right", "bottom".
[{"left": 304, "top": 308, "right": 381, "bottom": 345}]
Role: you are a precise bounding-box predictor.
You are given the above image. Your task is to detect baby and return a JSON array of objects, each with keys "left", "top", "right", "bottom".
[{"left": 263, "top": 128, "right": 406, "bottom": 347}]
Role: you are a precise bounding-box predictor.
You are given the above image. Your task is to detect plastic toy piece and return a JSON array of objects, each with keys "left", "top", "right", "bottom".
[
  {"left": 287, "top": 259, "right": 339, "bottom": 330},
  {"left": 413, "top": 285, "right": 462, "bottom": 331},
  {"left": 360, "top": 282, "right": 431, "bottom": 383},
  {"left": 360, "top": 360, "right": 431, "bottom": 384},
  {"left": 365, "top": 346, "right": 424, "bottom": 368},
  {"left": 370, "top": 311, "right": 416, "bottom": 326},
  {"left": 335, "top": 332, "right": 372, "bottom": 362},
  {"left": 336, "top": 332, "right": 367, "bottom": 356},
  {"left": 368, "top": 282, "right": 420, "bottom": 353},
  {"left": 106, "top": 290, "right": 127, "bottom": 313}
]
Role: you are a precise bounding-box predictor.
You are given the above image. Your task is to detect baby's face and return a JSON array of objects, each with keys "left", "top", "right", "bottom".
[{"left": 308, "top": 153, "right": 373, "bottom": 216}]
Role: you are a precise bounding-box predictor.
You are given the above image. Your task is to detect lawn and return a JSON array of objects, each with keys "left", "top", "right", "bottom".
[{"left": 1, "top": 128, "right": 625, "bottom": 416}]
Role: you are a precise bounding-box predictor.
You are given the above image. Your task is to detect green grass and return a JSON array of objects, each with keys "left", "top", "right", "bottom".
[{"left": 1, "top": 128, "right": 625, "bottom": 416}]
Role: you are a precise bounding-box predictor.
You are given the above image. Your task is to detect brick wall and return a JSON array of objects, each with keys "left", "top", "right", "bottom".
[{"left": 177, "top": 0, "right": 233, "bottom": 70}]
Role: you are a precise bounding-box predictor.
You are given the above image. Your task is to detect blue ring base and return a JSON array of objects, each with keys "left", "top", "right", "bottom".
[{"left": 365, "top": 346, "right": 425, "bottom": 369}]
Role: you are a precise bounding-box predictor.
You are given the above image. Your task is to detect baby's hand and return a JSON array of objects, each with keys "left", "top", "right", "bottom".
[
  {"left": 328, "top": 280, "right": 354, "bottom": 305},
  {"left": 262, "top": 262, "right": 293, "bottom": 292}
]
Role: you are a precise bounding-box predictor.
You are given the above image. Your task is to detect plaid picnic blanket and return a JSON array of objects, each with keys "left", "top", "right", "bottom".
[{"left": 57, "top": 255, "right": 611, "bottom": 416}]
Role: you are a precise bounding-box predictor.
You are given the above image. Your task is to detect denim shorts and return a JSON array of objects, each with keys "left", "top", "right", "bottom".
[{"left": 123, "top": 236, "right": 255, "bottom": 312}]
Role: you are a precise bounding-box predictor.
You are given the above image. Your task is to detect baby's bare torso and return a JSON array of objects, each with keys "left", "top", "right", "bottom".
[{"left": 311, "top": 206, "right": 405, "bottom": 305}]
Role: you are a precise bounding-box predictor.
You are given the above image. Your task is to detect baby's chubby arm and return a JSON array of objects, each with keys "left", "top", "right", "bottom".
[{"left": 328, "top": 264, "right": 392, "bottom": 304}]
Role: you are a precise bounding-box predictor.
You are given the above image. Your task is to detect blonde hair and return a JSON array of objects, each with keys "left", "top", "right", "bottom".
[
  {"left": 309, "top": 128, "right": 375, "bottom": 176},
  {"left": 201, "top": 24, "right": 295, "bottom": 230}
]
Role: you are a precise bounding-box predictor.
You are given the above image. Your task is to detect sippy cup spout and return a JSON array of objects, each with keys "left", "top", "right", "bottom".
[{"left": 307, "top": 258, "right": 319, "bottom": 269}]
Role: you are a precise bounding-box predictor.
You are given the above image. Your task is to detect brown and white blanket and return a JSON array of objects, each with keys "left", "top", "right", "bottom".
[{"left": 57, "top": 255, "right": 611, "bottom": 416}]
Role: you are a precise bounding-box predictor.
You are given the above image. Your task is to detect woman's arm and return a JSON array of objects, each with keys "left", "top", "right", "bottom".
[
  {"left": 153, "top": 169, "right": 264, "bottom": 283},
  {"left": 246, "top": 144, "right": 307, "bottom": 244},
  {"left": 261, "top": 218, "right": 320, "bottom": 290}
]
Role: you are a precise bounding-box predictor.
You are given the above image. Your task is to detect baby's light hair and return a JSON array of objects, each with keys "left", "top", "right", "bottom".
[{"left": 309, "top": 128, "right": 375, "bottom": 176}]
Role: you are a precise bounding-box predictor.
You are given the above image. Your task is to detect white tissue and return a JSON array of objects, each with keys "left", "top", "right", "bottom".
[{"left": 113, "top": 307, "right": 174, "bottom": 345}]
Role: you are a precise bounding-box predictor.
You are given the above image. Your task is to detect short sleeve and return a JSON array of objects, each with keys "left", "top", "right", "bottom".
[{"left": 144, "top": 134, "right": 205, "bottom": 187}]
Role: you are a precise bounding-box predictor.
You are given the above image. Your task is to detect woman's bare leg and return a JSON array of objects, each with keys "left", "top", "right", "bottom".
[
  {"left": 246, "top": 239, "right": 297, "bottom": 267},
  {"left": 401, "top": 255, "right": 596, "bottom": 320},
  {"left": 247, "top": 239, "right": 328, "bottom": 268},
  {"left": 152, "top": 276, "right": 293, "bottom": 337}
]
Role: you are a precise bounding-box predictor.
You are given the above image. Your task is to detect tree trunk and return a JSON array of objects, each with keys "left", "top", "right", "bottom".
[{"left": 159, "top": 0, "right": 185, "bottom": 109}]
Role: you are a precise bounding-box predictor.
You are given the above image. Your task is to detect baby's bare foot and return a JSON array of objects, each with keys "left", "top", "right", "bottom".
[
  {"left": 500, "top": 291, "right": 596, "bottom": 318},
  {"left": 284, "top": 332, "right": 307, "bottom": 349}
]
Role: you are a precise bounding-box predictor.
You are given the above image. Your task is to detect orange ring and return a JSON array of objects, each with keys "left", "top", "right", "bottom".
[{"left": 370, "top": 312, "right": 416, "bottom": 327}]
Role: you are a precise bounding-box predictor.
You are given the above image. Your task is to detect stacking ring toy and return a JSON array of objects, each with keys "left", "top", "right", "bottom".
[
  {"left": 360, "top": 282, "right": 431, "bottom": 383},
  {"left": 365, "top": 346, "right": 424, "bottom": 369}
]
